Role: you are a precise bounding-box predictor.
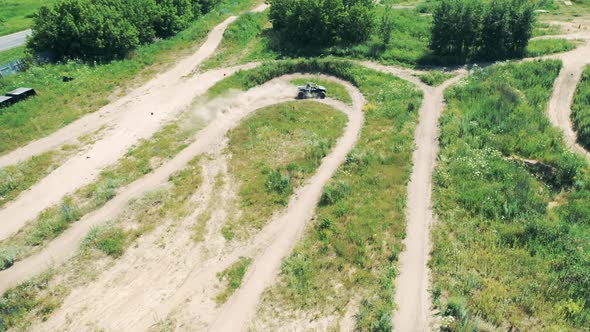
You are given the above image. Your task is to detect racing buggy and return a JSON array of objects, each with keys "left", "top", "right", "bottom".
[{"left": 297, "top": 83, "right": 327, "bottom": 99}]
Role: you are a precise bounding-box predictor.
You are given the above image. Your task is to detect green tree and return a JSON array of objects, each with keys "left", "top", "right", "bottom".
[{"left": 268, "top": 0, "right": 375, "bottom": 48}]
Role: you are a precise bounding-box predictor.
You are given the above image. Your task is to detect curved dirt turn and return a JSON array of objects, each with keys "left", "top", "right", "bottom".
[
  {"left": 546, "top": 37, "right": 590, "bottom": 161},
  {"left": 0, "top": 6, "right": 268, "bottom": 241},
  {"left": 209, "top": 76, "right": 364, "bottom": 332},
  {"left": 19, "top": 75, "right": 364, "bottom": 331},
  {"left": 0, "top": 78, "right": 296, "bottom": 294}
]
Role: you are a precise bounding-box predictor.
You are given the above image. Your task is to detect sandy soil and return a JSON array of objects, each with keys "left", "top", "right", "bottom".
[
  {"left": 0, "top": 8, "right": 267, "bottom": 242},
  {"left": 546, "top": 37, "right": 590, "bottom": 161},
  {"left": 0, "top": 78, "right": 295, "bottom": 294},
  {"left": 18, "top": 75, "right": 364, "bottom": 332}
]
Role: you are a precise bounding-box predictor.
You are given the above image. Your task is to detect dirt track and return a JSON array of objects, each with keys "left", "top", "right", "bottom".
[
  {"left": 0, "top": 7, "right": 269, "bottom": 242},
  {"left": 2, "top": 3, "right": 590, "bottom": 331},
  {"left": 546, "top": 37, "right": 590, "bottom": 161},
  {"left": 21, "top": 75, "right": 364, "bottom": 331}
]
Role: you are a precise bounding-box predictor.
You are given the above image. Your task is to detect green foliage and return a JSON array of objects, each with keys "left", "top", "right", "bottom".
[
  {"left": 84, "top": 225, "right": 127, "bottom": 257},
  {"left": 525, "top": 38, "right": 576, "bottom": 57},
  {"left": 225, "top": 100, "right": 347, "bottom": 237},
  {"left": 0, "top": 151, "right": 56, "bottom": 209},
  {"left": 236, "top": 59, "right": 421, "bottom": 329},
  {"left": 378, "top": 7, "right": 395, "bottom": 46},
  {"left": 319, "top": 181, "right": 350, "bottom": 206},
  {"left": 268, "top": 0, "right": 376, "bottom": 47},
  {"left": 0, "top": 271, "right": 55, "bottom": 332},
  {"left": 417, "top": 71, "right": 455, "bottom": 86},
  {"left": 265, "top": 169, "right": 292, "bottom": 195},
  {"left": 215, "top": 257, "right": 252, "bottom": 304},
  {"left": 0, "top": 247, "right": 16, "bottom": 270},
  {"left": 430, "top": 0, "right": 535, "bottom": 62},
  {"left": 28, "top": 0, "right": 222, "bottom": 61},
  {"left": 432, "top": 60, "right": 590, "bottom": 329},
  {"left": 572, "top": 66, "right": 590, "bottom": 149}
]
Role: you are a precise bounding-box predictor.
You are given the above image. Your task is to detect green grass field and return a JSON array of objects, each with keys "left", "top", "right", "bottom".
[
  {"left": 432, "top": 60, "right": 590, "bottom": 330},
  {"left": 0, "top": 46, "right": 25, "bottom": 64},
  {"left": 223, "top": 101, "right": 347, "bottom": 240},
  {"left": 525, "top": 38, "right": 577, "bottom": 57},
  {"left": 0, "top": 0, "right": 57, "bottom": 37}
]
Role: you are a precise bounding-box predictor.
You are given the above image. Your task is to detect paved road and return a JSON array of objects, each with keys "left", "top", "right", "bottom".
[{"left": 0, "top": 29, "right": 32, "bottom": 52}]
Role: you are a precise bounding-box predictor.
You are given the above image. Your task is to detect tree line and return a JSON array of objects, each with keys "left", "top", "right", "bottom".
[
  {"left": 28, "top": 0, "right": 220, "bottom": 61},
  {"left": 430, "top": 0, "right": 535, "bottom": 61},
  {"left": 268, "top": 0, "right": 376, "bottom": 48}
]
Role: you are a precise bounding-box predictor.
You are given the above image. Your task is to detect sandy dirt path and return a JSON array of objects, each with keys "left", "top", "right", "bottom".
[
  {"left": 209, "top": 78, "right": 364, "bottom": 332},
  {"left": 546, "top": 38, "right": 590, "bottom": 161},
  {"left": 0, "top": 78, "right": 295, "bottom": 294},
  {"left": 358, "top": 62, "right": 466, "bottom": 331},
  {"left": 20, "top": 75, "right": 364, "bottom": 332},
  {"left": 391, "top": 75, "right": 465, "bottom": 331},
  {"left": 0, "top": 5, "right": 270, "bottom": 241}
]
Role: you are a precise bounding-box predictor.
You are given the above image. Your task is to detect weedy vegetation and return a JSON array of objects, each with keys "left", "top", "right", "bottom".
[
  {"left": 525, "top": 38, "right": 577, "bottom": 57},
  {"left": 432, "top": 60, "right": 590, "bottom": 330},
  {"left": 223, "top": 101, "right": 347, "bottom": 239},
  {"left": 215, "top": 257, "right": 253, "bottom": 304},
  {"left": 417, "top": 71, "right": 456, "bottom": 87}
]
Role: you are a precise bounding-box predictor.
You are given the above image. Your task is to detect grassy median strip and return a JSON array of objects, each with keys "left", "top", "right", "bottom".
[
  {"left": 432, "top": 60, "right": 590, "bottom": 329},
  {"left": 0, "top": 120, "right": 200, "bottom": 269},
  {"left": 215, "top": 257, "right": 253, "bottom": 304},
  {"left": 223, "top": 101, "right": 347, "bottom": 240},
  {"left": 417, "top": 71, "right": 456, "bottom": 87}
]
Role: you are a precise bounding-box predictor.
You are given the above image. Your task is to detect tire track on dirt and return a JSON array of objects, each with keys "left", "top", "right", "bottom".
[
  {"left": 0, "top": 78, "right": 296, "bottom": 294},
  {"left": 10, "top": 75, "right": 363, "bottom": 332},
  {"left": 0, "top": 5, "right": 269, "bottom": 242},
  {"left": 208, "top": 76, "right": 364, "bottom": 332},
  {"left": 546, "top": 37, "right": 590, "bottom": 161},
  {"left": 359, "top": 62, "right": 465, "bottom": 331}
]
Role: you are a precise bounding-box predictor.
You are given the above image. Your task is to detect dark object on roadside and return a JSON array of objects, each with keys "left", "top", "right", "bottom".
[
  {"left": 297, "top": 83, "right": 327, "bottom": 99},
  {"left": 0, "top": 95, "right": 15, "bottom": 108},
  {"left": 6, "top": 87, "right": 36, "bottom": 102},
  {"left": 62, "top": 76, "right": 74, "bottom": 82}
]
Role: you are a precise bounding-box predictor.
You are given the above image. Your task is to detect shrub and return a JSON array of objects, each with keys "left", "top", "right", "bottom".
[
  {"left": 265, "top": 169, "right": 292, "bottom": 195},
  {"left": 320, "top": 181, "right": 350, "bottom": 206},
  {"left": 84, "top": 225, "right": 127, "bottom": 257},
  {"left": 28, "top": 0, "right": 216, "bottom": 61},
  {"left": 0, "top": 247, "right": 16, "bottom": 270}
]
